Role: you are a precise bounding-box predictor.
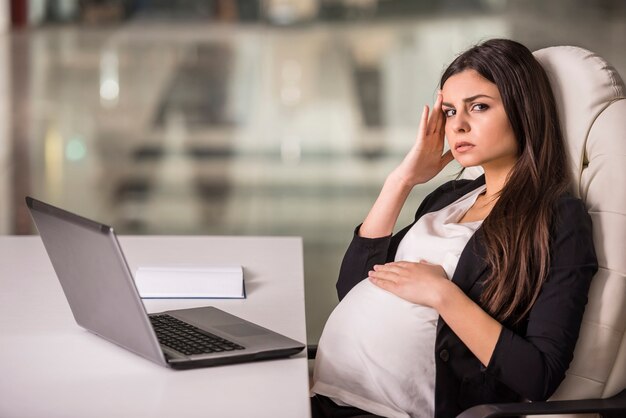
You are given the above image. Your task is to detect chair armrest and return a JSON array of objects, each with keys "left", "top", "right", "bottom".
[
  {"left": 307, "top": 344, "right": 318, "bottom": 359},
  {"left": 457, "top": 388, "right": 626, "bottom": 418}
]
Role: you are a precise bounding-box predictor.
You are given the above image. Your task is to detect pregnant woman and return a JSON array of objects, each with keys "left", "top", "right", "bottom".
[{"left": 310, "top": 39, "right": 598, "bottom": 418}]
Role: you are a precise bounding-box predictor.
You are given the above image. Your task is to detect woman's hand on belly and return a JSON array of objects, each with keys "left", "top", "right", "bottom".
[
  {"left": 369, "top": 261, "right": 503, "bottom": 368},
  {"left": 368, "top": 260, "right": 450, "bottom": 308}
]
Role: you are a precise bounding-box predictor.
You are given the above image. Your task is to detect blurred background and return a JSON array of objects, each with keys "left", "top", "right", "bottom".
[{"left": 1, "top": 0, "right": 625, "bottom": 344}]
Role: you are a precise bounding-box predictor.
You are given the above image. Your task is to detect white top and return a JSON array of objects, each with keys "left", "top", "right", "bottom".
[{"left": 312, "top": 185, "right": 486, "bottom": 418}]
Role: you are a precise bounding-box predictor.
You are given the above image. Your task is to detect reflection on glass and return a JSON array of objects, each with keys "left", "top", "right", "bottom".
[
  {"left": 281, "top": 136, "right": 302, "bottom": 164},
  {"left": 0, "top": 33, "right": 9, "bottom": 234},
  {"left": 280, "top": 59, "right": 302, "bottom": 106},
  {"left": 65, "top": 137, "right": 87, "bottom": 161},
  {"left": 44, "top": 123, "right": 64, "bottom": 200},
  {"left": 99, "top": 50, "right": 119, "bottom": 107}
]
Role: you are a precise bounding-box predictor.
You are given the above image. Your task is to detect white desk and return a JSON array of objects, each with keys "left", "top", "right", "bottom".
[{"left": 0, "top": 236, "right": 311, "bottom": 418}]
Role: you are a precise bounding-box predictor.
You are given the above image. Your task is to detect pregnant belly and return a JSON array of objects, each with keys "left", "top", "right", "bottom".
[
  {"left": 313, "top": 279, "right": 437, "bottom": 417},
  {"left": 321, "top": 278, "right": 438, "bottom": 363}
]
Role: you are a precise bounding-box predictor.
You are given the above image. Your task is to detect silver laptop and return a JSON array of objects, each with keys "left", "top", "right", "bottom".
[{"left": 26, "top": 196, "right": 305, "bottom": 370}]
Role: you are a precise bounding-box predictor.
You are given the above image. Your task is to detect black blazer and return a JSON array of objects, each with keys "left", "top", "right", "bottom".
[{"left": 336, "top": 175, "right": 598, "bottom": 418}]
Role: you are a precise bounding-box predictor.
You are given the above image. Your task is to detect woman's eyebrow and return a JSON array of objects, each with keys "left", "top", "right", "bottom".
[{"left": 442, "top": 94, "right": 494, "bottom": 107}]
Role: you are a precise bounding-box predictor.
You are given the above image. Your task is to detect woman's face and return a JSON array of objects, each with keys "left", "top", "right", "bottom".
[{"left": 441, "top": 69, "right": 519, "bottom": 172}]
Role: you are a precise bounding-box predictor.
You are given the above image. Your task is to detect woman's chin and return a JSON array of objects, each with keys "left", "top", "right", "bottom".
[{"left": 456, "top": 159, "right": 481, "bottom": 168}]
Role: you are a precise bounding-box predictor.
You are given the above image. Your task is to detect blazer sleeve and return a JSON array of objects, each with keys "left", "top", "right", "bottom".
[
  {"left": 335, "top": 225, "right": 393, "bottom": 300},
  {"left": 485, "top": 196, "right": 598, "bottom": 401}
]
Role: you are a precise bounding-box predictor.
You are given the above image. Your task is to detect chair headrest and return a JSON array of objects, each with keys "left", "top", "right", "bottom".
[{"left": 533, "top": 46, "right": 625, "bottom": 197}]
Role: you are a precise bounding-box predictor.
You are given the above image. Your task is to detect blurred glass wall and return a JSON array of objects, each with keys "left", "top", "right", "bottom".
[{"left": 2, "top": 0, "right": 625, "bottom": 343}]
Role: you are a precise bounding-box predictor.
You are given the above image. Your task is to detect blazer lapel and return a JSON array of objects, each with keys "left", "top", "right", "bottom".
[
  {"left": 429, "top": 175, "right": 487, "bottom": 213},
  {"left": 436, "top": 211, "right": 489, "bottom": 335},
  {"left": 429, "top": 175, "right": 489, "bottom": 294},
  {"left": 452, "top": 230, "right": 488, "bottom": 294},
  {"left": 434, "top": 174, "right": 489, "bottom": 294}
]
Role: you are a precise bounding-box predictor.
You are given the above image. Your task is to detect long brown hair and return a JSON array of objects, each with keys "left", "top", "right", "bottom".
[{"left": 440, "top": 39, "right": 570, "bottom": 325}]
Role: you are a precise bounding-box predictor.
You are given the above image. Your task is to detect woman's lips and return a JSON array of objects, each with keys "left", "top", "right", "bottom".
[{"left": 455, "top": 142, "right": 475, "bottom": 153}]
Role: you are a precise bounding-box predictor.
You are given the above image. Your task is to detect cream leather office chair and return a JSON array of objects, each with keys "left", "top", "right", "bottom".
[{"left": 459, "top": 46, "right": 626, "bottom": 417}]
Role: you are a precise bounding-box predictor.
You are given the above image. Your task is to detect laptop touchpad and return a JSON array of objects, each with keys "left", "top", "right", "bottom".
[{"left": 215, "top": 324, "right": 268, "bottom": 337}]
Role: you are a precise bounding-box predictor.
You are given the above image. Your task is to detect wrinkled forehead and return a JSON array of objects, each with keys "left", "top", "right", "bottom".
[{"left": 441, "top": 69, "right": 501, "bottom": 103}]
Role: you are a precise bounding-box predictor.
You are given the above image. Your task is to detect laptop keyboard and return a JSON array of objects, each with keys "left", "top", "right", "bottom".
[{"left": 150, "top": 314, "right": 245, "bottom": 356}]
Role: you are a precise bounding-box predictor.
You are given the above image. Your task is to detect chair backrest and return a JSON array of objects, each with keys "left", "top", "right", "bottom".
[
  {"left": 461, "top": 46, "right": 626, "bottom": 410},
  {"left": 533, "top": 46, "right": 626, "bottom": 406}
]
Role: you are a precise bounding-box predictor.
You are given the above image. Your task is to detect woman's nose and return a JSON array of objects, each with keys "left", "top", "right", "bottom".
[{"left": 451, "top": 113, "right": 470, "bottom": 133}]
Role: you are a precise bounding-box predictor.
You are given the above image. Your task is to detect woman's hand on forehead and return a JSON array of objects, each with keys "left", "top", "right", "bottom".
[{"left": 389, "top": 92, "right": 454, "bottom": 188}]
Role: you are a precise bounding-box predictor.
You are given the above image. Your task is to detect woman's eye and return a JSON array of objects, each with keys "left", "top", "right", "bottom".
[
  {"left": 443, "top": 108, "right": 455, "bottom": 118},
  {"left": 472, "top": 103, "right": 489, "bottom": 112}
]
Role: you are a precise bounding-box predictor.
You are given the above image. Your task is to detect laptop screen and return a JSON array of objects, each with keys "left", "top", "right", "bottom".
[{"left": 26, "top": 197, "right": 167, "bottom": 366}]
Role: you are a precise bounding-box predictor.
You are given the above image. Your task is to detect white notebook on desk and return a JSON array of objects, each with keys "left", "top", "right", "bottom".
[{"left": 134, "top": 265, "right": 245, "bottom": 299}]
